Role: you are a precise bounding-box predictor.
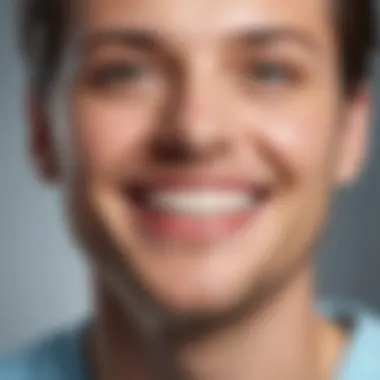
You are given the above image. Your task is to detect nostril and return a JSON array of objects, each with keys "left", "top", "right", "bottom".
[{"left": 149, "top": 128, "right": 205, "bottom": 164}]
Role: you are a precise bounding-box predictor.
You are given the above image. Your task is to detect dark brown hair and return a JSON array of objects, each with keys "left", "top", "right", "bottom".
[{"left": 19, "top": 0, "right": 377, "bottom": 97}]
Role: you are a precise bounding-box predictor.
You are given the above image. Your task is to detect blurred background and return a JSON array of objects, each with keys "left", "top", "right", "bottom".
[{"left": 0, "top": 0, "right": 380, "bottom": 354}]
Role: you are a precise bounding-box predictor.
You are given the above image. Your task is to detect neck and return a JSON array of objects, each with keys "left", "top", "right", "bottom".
[{"left": 89, "top": 267, "right": 341, "bottom": 380}]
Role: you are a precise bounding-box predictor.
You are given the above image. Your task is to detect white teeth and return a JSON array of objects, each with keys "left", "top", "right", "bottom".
[{"left": 147, "top": 192, "right": 255, "bottom": 215}]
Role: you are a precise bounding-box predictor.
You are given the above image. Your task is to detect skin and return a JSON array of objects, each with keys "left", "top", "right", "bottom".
[{"left": 29, "top": 0, "right": 370, "bottom": 378}]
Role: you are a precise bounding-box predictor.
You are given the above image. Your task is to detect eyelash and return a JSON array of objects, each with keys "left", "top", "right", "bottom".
[
  {"left": 244, "top": 61, "right": 300, "bottom": 85},
  {"left": 88, "top": 62, "right": 149, "bottom": 88},
  {"left": 85, "top": 59, "right": 302, "bottom": 95}
]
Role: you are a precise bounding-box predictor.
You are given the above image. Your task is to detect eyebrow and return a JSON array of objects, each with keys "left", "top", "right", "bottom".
[
  {"left": 83, "top": 29, "right": 162, "bottom": 53},
  {"left": 235, "top": 28, "right": 321, "bottom": 54},
  {"left": 83, "top": 26, "right": 321, "bottom": 55}
]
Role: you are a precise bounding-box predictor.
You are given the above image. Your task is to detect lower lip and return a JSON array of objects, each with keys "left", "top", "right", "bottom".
[{"left": 131, "top": 208, "right": 257, "bottom": 244}]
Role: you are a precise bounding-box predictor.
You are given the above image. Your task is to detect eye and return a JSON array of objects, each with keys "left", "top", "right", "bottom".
[
  {"left": 246, "top": 61, "right": 297, "bottom": 84},
  {"left": 89, "top": 62, "right": 148, "bottom": 88}
]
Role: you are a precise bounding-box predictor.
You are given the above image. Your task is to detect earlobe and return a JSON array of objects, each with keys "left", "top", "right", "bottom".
[
  {"left": 335, "top": 88, "right": 371, "bottom": 187},
  {"left": 28, "top": 94, "right": 60, "bottom": 182}
]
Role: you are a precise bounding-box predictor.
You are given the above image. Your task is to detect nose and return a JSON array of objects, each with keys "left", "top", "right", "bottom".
[{"left": 150, "top": 63, "right": 230, "bottom": 164}]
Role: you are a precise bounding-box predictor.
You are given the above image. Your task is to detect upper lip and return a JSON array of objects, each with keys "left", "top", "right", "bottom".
[{"left": 125, "top": 175, "right": 271, "bottom": 201}]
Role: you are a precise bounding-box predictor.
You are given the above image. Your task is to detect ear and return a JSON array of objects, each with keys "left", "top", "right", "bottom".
[
  {"left": 28, "top": 94, "right": 60, "bottom": 182},
  {"left": 334, "top": 87, "right": 372, "bottom": 187}
]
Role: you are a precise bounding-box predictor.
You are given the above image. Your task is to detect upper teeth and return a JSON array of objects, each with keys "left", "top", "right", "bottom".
[{"left": 147, "top": 192, "right": 254, "bottom": 215}]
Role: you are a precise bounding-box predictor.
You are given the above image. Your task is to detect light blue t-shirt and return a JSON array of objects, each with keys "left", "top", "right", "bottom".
[{"left": 0, "top": 299, "right": 379, "bottom": 379}]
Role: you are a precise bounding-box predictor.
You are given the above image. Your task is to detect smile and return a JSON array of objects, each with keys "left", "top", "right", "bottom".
[{"left": 125, "top": 177, "right": 270, "bottom": 244}]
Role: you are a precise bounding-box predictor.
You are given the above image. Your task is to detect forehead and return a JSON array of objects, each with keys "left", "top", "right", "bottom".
[{"left": 80, "top": 0, "right": 334, "bottom": 48}]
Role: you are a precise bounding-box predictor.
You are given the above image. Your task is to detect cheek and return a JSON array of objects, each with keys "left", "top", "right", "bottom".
[
  {"left": 70, "top": 96, "right": 156, "bottom": 177},
  {"left": 250, "top": 98, "right": 339, "bottom": 183}
]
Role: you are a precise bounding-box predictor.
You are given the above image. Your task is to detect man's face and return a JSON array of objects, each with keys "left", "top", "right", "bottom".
[{"left": 36, "top": 0, "right": 368, "bottom": 319}]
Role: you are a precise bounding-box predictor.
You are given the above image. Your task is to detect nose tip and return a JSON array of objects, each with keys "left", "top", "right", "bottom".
[
  {"left": 148, "top": 74, "right": 230, "bottom": 163},
  {"left": 153, "top": 73, "right": 231, "bottom": 163},
  {"left": 150, "top": 120, "right": 229, "bottom": 164},
  {"left": 151, "top": 99, "right": 229, "bottom": 164}
]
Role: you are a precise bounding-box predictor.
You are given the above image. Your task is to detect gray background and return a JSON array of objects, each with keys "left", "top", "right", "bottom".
[{"left": 0, "top": 0, "right": 379, "bottom": 354}]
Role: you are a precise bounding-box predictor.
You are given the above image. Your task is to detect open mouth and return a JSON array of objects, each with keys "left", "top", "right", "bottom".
[{"left": 125, "top": 177, "right": 270, "bottom": 244}]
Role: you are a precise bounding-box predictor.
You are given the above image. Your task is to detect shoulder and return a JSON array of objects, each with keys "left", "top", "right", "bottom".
[
  {"left": 319, "top": 298, "right": 380, "bottom": 380},
  {"left": 0, "top": 323, "right": 88, "bottom": 380}
]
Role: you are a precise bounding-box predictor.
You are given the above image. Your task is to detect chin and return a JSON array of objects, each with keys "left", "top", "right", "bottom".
[
  {"left": 112, "top": 239, "right": 272, "bottom": 322},
  {"left": 150, "top": 279, "right": 243, "bottom": 316}
]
